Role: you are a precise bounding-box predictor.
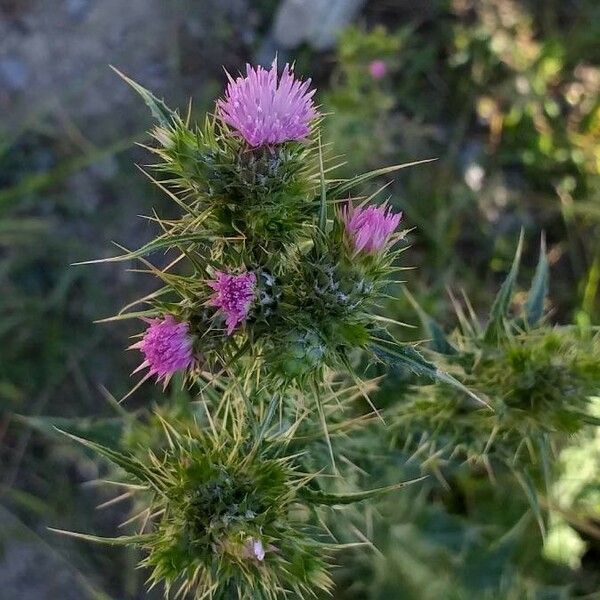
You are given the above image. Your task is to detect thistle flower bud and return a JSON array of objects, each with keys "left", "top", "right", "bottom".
[
  {"left": 392, "top": 328, "right": 600, "bottom": 482},
  {"left": 68, "top": 61, "right": 446, "bottom": 600},
  {"left": 253, "top": 270, "right": 282, "bottom": 321},
  {"left": 130, "top": 316, "right": 195, "bottom": 386},
  {"left": 217, "top": 60, "right": 318, "bottom": 147},
  {"left": 342, "top": 202, "right": 402, "bottom": 255},
  {"left": 269, "top": 329, "right": 327, "bottom": 382},
  {"left": 310, "top": 262, "right": 374, "bottom": 317},
  {"left": 69, "top": 422, "right": 333, "bottom": 599},
  {"left": 208, "top": 271, "right": 257, "bottom": 335},
  {"left": 202, "top": 138, "right": 320, "bottom": 249}
]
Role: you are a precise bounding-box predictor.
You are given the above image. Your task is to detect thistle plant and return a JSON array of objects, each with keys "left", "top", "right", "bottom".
[
  {"left": 55, "top": 60, "right": 456, "bottom": 599},
  {"left": 391, "top": 236, "right": 600, "bottom": 524}
]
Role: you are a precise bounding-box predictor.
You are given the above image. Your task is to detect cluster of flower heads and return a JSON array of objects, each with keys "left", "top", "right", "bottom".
[
  {"left": 130, "top": 59, "right": 404, "bottom": 388},
  {"left": 70, "top": 62, "right": 419, "bottom": 600}
]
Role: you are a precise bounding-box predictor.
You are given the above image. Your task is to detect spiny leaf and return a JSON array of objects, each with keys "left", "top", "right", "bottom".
[
  {"left": 95, "top": 309, "right": 158, "bottom": 323},
  {"left": 570, "top": 411, "right": 600, "bottom": 426},
  {"left": 331, "top": 158, "right": 437, "bottom": 198},
  {"left": 404, "top": 288, "right": 457, "bottom": 355},
  {"left": 252, "top": 393, "right": 280, "bottom": 450},
  {"left": 314, "top": 385, "right": 338, "bottom": 474},
  {"left": 49, "top": 528, "right": 150, "bottom": 546},
  {"left": 524, "top": 234, "right": 549, "bottom": 327},
  {"left": 16, "top": 415, "right": 124, "bottom": 450},
  {"left": 484, "top": 230, "right": 524, "bottom": 344},
  {"left": 55, "top": 429, "right": 154, "bottom": 485},
  {"left": 372, "top": 339, "right": 489, "bottom": 408},
  {"left": 318, "top": 134, "right": 327, "bottom": 232},
  {"left": 535, "top": 433, "right": 552, "bottom": 501},
  {"left": 512, "top": 467, "right": 546, "bottom": 540},
  {"left": 299, "top": 476, "right": 427, "bottom": 506},
  {"left": 111, "top": 66, "right": 175, "bottom": 127},
  {"left": 75, "top": 232, "right": 237, "bottom": 265}
]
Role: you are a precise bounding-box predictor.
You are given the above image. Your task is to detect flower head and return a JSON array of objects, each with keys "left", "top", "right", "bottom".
[
  {"left": 89, "top": 422, "right": 332, "bottom": 599},
  {"left": 132, "top": 315, "right": 194, "bottom": 384},
  {"left": 217, "top": 60, "right": 317, "bottom": 147},
  {"left": 208, "top": 271, "right": 257, "bottom": 335},
  {"left": 342, "top": 203, "right": 402, "bottom": 254},
  {"left": 368, "top": 59, "right": 387, "bottom": 80}
]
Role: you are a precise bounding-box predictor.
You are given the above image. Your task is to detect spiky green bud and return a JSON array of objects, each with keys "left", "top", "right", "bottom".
[{"left": 64, "top": 421, "right": 333, "bottom": 600}]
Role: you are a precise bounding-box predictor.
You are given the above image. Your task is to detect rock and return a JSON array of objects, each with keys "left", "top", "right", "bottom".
[
  {"left": 64, "top": 0, "right": 93, "bottom": 20},
  {"left": 272, "top": 0, "right": 365, "bottom": 50},
  {"left": 0, "top": 57, "right": 29, "bottom": 90}
]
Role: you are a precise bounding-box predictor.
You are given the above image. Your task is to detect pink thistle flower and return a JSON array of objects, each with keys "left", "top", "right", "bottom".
[
  {"left": 131, "top": 316, "right": 194, "bottom": 385},
  {"left": 208, "top": 271, "right": 257, "bottom": 335},
  {"left": 217, "top": 60, "right": 317, "bottom": 147},
  {"left": 342, "top": 203, "right": 402, "bottom": 255},
  {"left": 368, "top": 59, "right": 387, "bottom": 80}
]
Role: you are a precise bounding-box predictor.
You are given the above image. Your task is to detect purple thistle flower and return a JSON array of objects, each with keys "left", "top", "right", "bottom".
[
  {"left": 208, "top": 271, "right": 257, "bottom": 335},
  {"left": 342, "top": 203, "right": 402, "bottom": 255},
  {"left": 131, "top": 316, "right": 195, "bottom": 385},
  {"left": 217, "top": 60, "right": 317, "bottom": 147},
  {"left": 368, "top": 59, "right": 387, "bottom": 80}
]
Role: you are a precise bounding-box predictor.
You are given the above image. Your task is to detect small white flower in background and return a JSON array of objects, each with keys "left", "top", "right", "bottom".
[
  {"left": 516, "top": 75, "right": 530, "bottom": 95},
  {"left": 464, "top": 163, "right": 485, "bottom": 192}
]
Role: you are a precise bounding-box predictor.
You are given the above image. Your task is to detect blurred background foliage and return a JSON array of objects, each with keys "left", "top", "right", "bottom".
[{"left": 0, "top": 0, "right": 598, "bottom": 598}]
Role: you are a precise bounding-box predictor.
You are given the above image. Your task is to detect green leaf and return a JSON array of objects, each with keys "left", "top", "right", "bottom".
[
  {"left": 535, "top": 433, "right": 552, "bottom": 501},
  {"left": 16, "top": 415, "right": 124, "bottom": 450},
  {"left": 49, "top": 528, "right": 150, "bottom": 547},
  {"left": 569, "top": 411, "right": 600, "bottom": 426},
  {"left": 299, "top": 476, "right": 427, "bottom": 506},
  {"left": 56, "top": 429, "right": 155, "bottom": 486},
  {"left": 75, "top": 231, "right": 232, "bottom": 264},
  {"left": 331, "top": 159, "right": 437, "bottom": 198},
  {"left": 111, "top": 66, "right": 175, "bottom": 127},
  {"left": 524, "top": 234, "right": 548, "bottom": 327},
  {"left": 483, "top": 230, "right": 524, "bottom": 344},
  {"left": 95, "top": 309, "right": 158, "bottom": 323},
  {"left": 404, "top": 288, "right": 457, "bottom": 355},
  {"left": 318, "top": 134, "right": 327, "bottom": 232},
  {"left": 252, "top": 393, "right": 280, "bottom": 450},
  {"left": 512, "top": 467, "right": 546, "bottom": 539},
  {"left": 425, "top": 317, "right": 457, "bottom": 355},
  {"left": 372, "top": 339, "right": 489, "bottom": 408}
]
